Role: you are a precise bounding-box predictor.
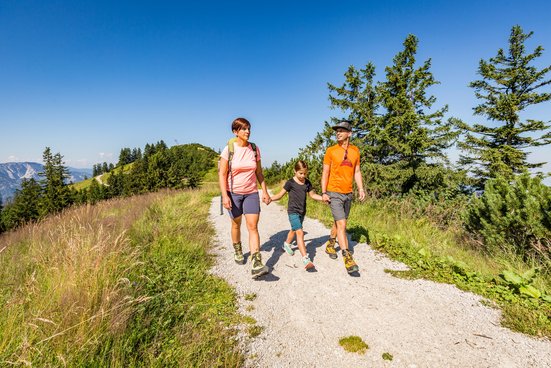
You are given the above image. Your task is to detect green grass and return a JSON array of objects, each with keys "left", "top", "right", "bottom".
[
  {"left": 244, "top": 293, "right": 257, "bottom": 301},
  {"left": 69, "top": 162, "right": 134, "bottom": 191},
  {"left": 338, "top": 336, "right": 368, "bottom": 354},
  {"left": 0, "top": 187, "right": 244, "bottom": 367}
]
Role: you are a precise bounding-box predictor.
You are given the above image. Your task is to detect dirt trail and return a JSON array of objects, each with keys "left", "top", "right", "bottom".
[{"left": 208, "top": 194, "right": 551, "bottom": 368}]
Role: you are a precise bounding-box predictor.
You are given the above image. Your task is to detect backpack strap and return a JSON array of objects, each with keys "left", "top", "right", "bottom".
[
  {"left": 249, "top": 142, "right": 258, "bottom": 161},
  {"left": 227, "top": 138, "right": 257, "bottom": 162}
]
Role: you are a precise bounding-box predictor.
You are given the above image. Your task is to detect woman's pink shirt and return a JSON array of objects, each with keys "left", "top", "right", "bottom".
[{"left": 220, "top": 143, "right": 260, "bottom": 194}]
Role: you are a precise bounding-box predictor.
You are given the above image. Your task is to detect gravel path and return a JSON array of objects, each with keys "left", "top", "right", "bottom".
[{"left": 208, "top": 194, "right": 551, "bottom": 368}]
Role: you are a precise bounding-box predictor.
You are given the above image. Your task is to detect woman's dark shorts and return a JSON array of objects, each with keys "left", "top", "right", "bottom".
[{"left": 227, "top": 191, "right": 260, "bottom": 218}]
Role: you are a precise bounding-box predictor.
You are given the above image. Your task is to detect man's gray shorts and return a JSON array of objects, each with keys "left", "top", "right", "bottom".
[{"left": 327, "top": 191, "right": 353, "bottom": 221}]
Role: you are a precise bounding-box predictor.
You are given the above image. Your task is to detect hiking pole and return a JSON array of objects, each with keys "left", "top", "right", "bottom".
[{"left": 218, "top": 159, "right": 223, "bottom": 215}]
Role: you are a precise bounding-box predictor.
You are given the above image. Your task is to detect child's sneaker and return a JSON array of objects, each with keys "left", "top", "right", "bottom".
[
  {"left": 232, "top": 242, "right": 245, "bottom": 264},
  {"left": 342, "top": 249, "right": 359, "bottom": 273},
  {"left": 282, "top": 242, "right": 295, "bottom": 255},
  {"left": 251, "top": 252, "right": 269, "bottom": 279},
  {"left": 325, "top": 238, "right": 338, "bottom": 259},
  {"left": 302, "top": 255, "right": 315, "bottom": 270}
]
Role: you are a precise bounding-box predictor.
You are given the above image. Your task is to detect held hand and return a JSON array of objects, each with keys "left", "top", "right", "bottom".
[
  {"left": 322, "top": 193, "right": 331, "bottom": 204},
  {"left": 263, "top": 194, "right": 272, "bottom": 205}
]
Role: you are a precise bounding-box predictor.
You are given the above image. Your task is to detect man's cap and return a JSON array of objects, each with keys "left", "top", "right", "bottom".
[{"left": 331, "top": 120, "right": 352, "bottom": 132}]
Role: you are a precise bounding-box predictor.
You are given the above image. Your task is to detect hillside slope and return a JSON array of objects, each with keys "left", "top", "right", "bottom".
[{"left": 209, "top": 194, "right": 551, "bottom": 367}]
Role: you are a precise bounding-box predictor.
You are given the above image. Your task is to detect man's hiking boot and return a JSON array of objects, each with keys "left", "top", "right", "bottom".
[
  {"left": 302, "top": 255, "right": 315, "bottom": 270},
  {"left": 251, "top": 252, "right": 269, "bottom": 279},
  {"left": 342, "top": 249, "right": 359, "bottom": 273},
  {"left": 282, "top": 242, "right": 295, "bottom": 256},
  {"left": 325, "top": 238, "right": 338, "bottom": 259},
  {"left": 232, "top": 242, "right": 245, "bottom": 264}
]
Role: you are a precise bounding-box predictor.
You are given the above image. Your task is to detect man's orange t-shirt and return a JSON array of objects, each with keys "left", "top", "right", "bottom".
[{"left": 323, "top": 144, "right": 360, "bottom": 194}]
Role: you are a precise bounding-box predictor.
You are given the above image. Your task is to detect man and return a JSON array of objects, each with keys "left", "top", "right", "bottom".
[{"left": 321, "top": 120, "right": 365, "bottom": 273}]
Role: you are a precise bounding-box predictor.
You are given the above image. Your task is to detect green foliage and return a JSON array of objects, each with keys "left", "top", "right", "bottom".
[
  {"left": 323, "top": 34, "right": 460, "bottom": 197},
  {"left": 1, "top": 178, "right": 42, "bottom": 230},
  {"left": 87, "top": 178, "right": 105, "bottom": 204},
  {"left": 463, "top": 172, "right": 551, "bottom": 261},
  {"left": 107, "top": 191, "right": 243, "bottom": 367},
  {"left": 244, "top": 293, "right": 257, "bottom": 301},
  {"left": 457, "top": 25, "right": 551, "bottom": 188},
  {"left": 382, "top": 352, "right": 394, "bottom": 361},
  {"left": 327, "top": 63, "right": 379, "bottom": 160},
  {"left": 2, "top": 143, "right": 218, "bottom": 234},
  {"left": 39, "top": 147, "right": 73, "bottom": 216},
  {"left": 338, "top": 336, "right": 368, "bottom": 354},
  {"left": 0, "top": 189, "right": 244, "bottom": 366},
  {"left": 377, "top": 35, "right": 458, "bottom": 169}
]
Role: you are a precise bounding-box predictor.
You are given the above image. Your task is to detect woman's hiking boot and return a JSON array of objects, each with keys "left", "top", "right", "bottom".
[
  {"left": 232, "top": 242, "right": 245, "bottom": 264},
  {"left": 342, "top": 249, "right": 359, "bottom": 273},
  {"left": 324, "top": 238, "right": 338, "bottom": 259},
  {"left": 282, "top": 242, "right": 295, "bottom": 255},
  {"left": 302, "top": 255, "right": 315, "bottom": 270},
  {"left": 251, "top": 252, "right": 269, "bottom": 279}
]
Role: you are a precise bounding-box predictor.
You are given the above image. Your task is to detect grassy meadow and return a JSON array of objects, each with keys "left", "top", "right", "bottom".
[{"left": 0, "top": 186, "right": 244, "bottom": 367}]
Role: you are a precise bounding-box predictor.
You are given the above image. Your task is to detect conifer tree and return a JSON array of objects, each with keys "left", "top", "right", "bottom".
[
  {"left": 106, "top": 169, "right": 125, "bottom": 197},
  {"left": 3, "top": 178, "right": 42, "bottom": 229},
  {"left": 118, "top": 148, "right": 132, "bottom": 166},
  {"left": 87, "top": 178, "right": 104, "bottom": 204},
  {"left": 377, "top": 34, "right": 458, "bottom": 192},
  {"left": 39, "top": 147, "right": 71, "bottom": 216},
  {"left": 457, "top": 25, "right": 551, "bottom": 186},
  {"left": 327, "top": 63, "right": 380, "bottom": 161}
]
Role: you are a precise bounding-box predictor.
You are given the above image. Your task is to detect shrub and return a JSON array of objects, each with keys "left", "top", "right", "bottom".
[{"left": 463, "top": 173, "right": 551, "bottom": 262}]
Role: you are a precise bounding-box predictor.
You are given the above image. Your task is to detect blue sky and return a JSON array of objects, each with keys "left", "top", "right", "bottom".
[{"left": 1, "top": 0, "right": 550, "bottom": 178}]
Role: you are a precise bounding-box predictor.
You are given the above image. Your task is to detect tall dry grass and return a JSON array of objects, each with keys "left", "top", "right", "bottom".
[
  {"left": 1, "top": 187, "right": 244, "bottom": 367},
  {"left": 0, "top": 192, "right": 164, "bottom": 365}
]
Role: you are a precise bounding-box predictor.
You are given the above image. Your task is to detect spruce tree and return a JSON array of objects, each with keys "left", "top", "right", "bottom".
[
  {"left": 118, "top": 148, "right": 132, "bottom": 166},
  {"left": 377, "top": 34, "right": 458, "bottom": 192},
  {"left": 39, "top": 147, "right": 71, "bottom": 216},
  {"left": 3, "top": 178, "right": 42, "bottom": 229},
  {"left": 87, "top": 178, "right": 104, "bottom": 204},
  {"left": 457, "top": 25, "right": 551, "bottom": 187},
  {"left": 327, "top": 63, "right": 380, "bottom": 161}
]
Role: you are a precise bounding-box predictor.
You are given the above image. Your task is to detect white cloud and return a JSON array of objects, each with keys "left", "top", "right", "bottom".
[{"left": 99, "top": 152, "right": 114, "bottom": 159}]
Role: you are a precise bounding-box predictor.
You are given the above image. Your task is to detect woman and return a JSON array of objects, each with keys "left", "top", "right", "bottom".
[{"left": 219, "top": 117, "right": 271, "bottom": 279}]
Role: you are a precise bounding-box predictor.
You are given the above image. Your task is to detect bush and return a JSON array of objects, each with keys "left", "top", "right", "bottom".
[{"left": 463, "top": 173, "right": 551, "bottom": 261}]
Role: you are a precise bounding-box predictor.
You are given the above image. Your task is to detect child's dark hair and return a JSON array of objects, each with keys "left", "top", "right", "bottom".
[{"left": 294, "top": 160, "right": 308, "bottom": 171}]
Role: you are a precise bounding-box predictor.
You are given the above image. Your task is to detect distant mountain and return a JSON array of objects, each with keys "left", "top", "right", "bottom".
[{"left": 0, "top": 162, "right": 92, "bottom": 202}]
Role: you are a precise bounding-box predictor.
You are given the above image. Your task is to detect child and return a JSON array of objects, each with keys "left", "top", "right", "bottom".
[{"left": 270, "top": 160, "right": 323, "bottom": 270}]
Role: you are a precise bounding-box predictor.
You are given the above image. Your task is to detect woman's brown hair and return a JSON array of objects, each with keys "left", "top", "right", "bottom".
[{"left": 232, "top": 117, "right": 251, "bottom": 132}]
